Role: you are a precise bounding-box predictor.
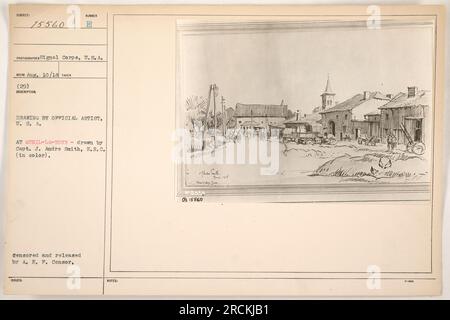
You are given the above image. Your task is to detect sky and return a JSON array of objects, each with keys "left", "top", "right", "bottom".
[{"left": 180, "top": 22, "right": 434, "bottom": 114}]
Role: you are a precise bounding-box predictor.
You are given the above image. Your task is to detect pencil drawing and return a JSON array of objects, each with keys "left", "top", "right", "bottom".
[{"left": 176, "top": 19, "right": 434, "bottom": 200}]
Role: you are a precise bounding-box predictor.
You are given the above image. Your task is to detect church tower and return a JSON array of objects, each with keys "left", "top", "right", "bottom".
[{"left": 321, "top": 74, "right": 335, "bottom": 110}]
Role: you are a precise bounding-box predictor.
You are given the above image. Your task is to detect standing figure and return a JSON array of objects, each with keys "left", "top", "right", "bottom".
[{"left": 386, "top": 130, "right": 397, "bottom": 151}]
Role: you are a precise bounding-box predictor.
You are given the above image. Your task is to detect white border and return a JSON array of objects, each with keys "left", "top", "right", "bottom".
[{"left": 0, "top": 0, "right": 448, "bottom": 300}]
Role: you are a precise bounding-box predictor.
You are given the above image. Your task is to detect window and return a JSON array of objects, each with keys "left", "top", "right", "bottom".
[
  {"left": 336, "top": 115, "right": 339, "bottom": 119},
  {"left": 408, "top": 87, "right": 417, "bottom": 98},
  {"left": 385, "top": 113, "right": 389, "bottom": 120},
  {"left": 344, "top": 114, "right": 348, "bottom": 120},
  {"left": 343, "top": 126, "right": 347, "bottom": 133},
  {"left": 306, "top": 124, "right": 312, "bottom": 132}
]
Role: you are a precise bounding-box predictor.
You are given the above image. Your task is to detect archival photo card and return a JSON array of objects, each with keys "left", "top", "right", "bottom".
[{"left": 176, "top": 17, "right": 435, "bottom": 202}]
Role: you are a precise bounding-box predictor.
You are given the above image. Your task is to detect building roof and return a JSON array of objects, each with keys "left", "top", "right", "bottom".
[
  {"left": 284, "top": 118, "right": 310, "bottom": 125},
  {"left": 379, "top": 90, "right": 430, "bottom": 109},
  {"left": 239, "top": 120, "right": 264, "bottom": 127},
  {"left": 312, "top": 106, "right": 321, "bottom": 113},
  {"left": 320, "top": 91, "right": 390, "bottom": 114},
  {"left": 322, "top": 75, "right": 334, "bottom": 95},
  {"left": 284, "top": 111, "right": 322, "bottom": 126},
  {"left": 269, "top": 124, "right": 286, "bottom": 129},
  {"left": 303, "top": 112, "right": 322, "bottom": 122},
  {"left": 234, "top": 103, "right": 288, "bottom": 118},
  {"left": 365, "top": 110, "right": 381, "bottom": 116}
]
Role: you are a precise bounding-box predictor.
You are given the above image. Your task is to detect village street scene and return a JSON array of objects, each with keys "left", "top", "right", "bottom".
[
  {"left": 183, "top": 77, "right": 431, "bottom": 186},
  {"left": 178, "top": 20, "right": 433, "bottom": 187}
]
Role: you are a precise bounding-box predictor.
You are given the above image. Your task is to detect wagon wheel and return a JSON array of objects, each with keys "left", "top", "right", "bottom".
[
  {"left": 328, "top": 138, "right": 337, "bottom": 145},
  {"left": 406, "top": 143, "right": 413, "bottom": 153},
  {"left": 412, "top": 142, "right": 426, "bottom": 155},
  {"left": 306, "top": 139, "right": 314, "bottom": 145}
]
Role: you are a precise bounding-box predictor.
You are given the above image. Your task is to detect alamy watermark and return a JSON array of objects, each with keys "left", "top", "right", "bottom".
[
  {"left": 366, "top": 264, "right": 381, "bottom": 290},
  {"left": 66, "top": 265, "right": 81, "bottom": 290},
  {"left": 172, "top": 127, "right": 280, "bottom": 175}
]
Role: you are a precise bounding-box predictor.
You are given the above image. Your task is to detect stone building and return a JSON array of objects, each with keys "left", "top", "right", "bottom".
[
  {"left": 319, "top": 91, "right": 390, "bottom": 140},
  {"left": 379, "top": 87, "right": 430, "bottom": 145},
  {"left": 233, "top": 103, "right": 289, "bottom": 130}
]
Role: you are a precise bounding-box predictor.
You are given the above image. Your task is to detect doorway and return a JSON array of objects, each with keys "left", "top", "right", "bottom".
[
  {"left": 414, "top": 119, "right": 422, "bottom": 142},
  {"left": 328, "top": 120, "right": 336, "bottom": 136}
]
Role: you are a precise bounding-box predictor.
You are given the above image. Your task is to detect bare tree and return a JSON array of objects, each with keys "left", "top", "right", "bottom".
[{"left": 185, "top": 95, "right": 207, "bottom": 131}]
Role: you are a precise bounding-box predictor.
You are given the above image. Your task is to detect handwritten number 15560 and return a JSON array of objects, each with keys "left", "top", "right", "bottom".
[{"left": 31, "top": 20, "right": 65, "bottom": 28}]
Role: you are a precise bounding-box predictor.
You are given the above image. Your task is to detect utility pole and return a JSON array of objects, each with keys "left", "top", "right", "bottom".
[
  {"left": 203, "top": 84, "right": 213, "bottom": 151},
  {"left": 221, "top": 96, "right": 226, "bottom": 136},
  {"left": 205, "top": 84, "right": 212, "bottom": 128},
  {"left": 212, "top": 84, "right": 217, "bottom": 148},
  {"left": 213, "top": 84, "right": 217, "bottom": 132},
  {"left": 204, "top": 84, "right": 220, "bottom": 149}
]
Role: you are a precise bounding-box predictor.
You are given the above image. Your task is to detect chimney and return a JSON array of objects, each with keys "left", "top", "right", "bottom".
[
  {"left": 363, "top": 91, "right": 370, "bottom": 100},
  {"left": 408, "top": 86, "right": 418, "bottom": 98},
  {"left": 296, "top": 109, "right": 300, "bottom": 121}
]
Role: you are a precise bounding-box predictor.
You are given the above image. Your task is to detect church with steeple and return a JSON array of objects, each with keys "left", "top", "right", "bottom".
[
  {"left": 320, "top": 74, "right": 335, "bottom": 110},
  {"left": 283, "top": 75, "right": 337, "bottom": 134},
  {"left": 311, "top": 74, "right": 336, "bottom": 114}
]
